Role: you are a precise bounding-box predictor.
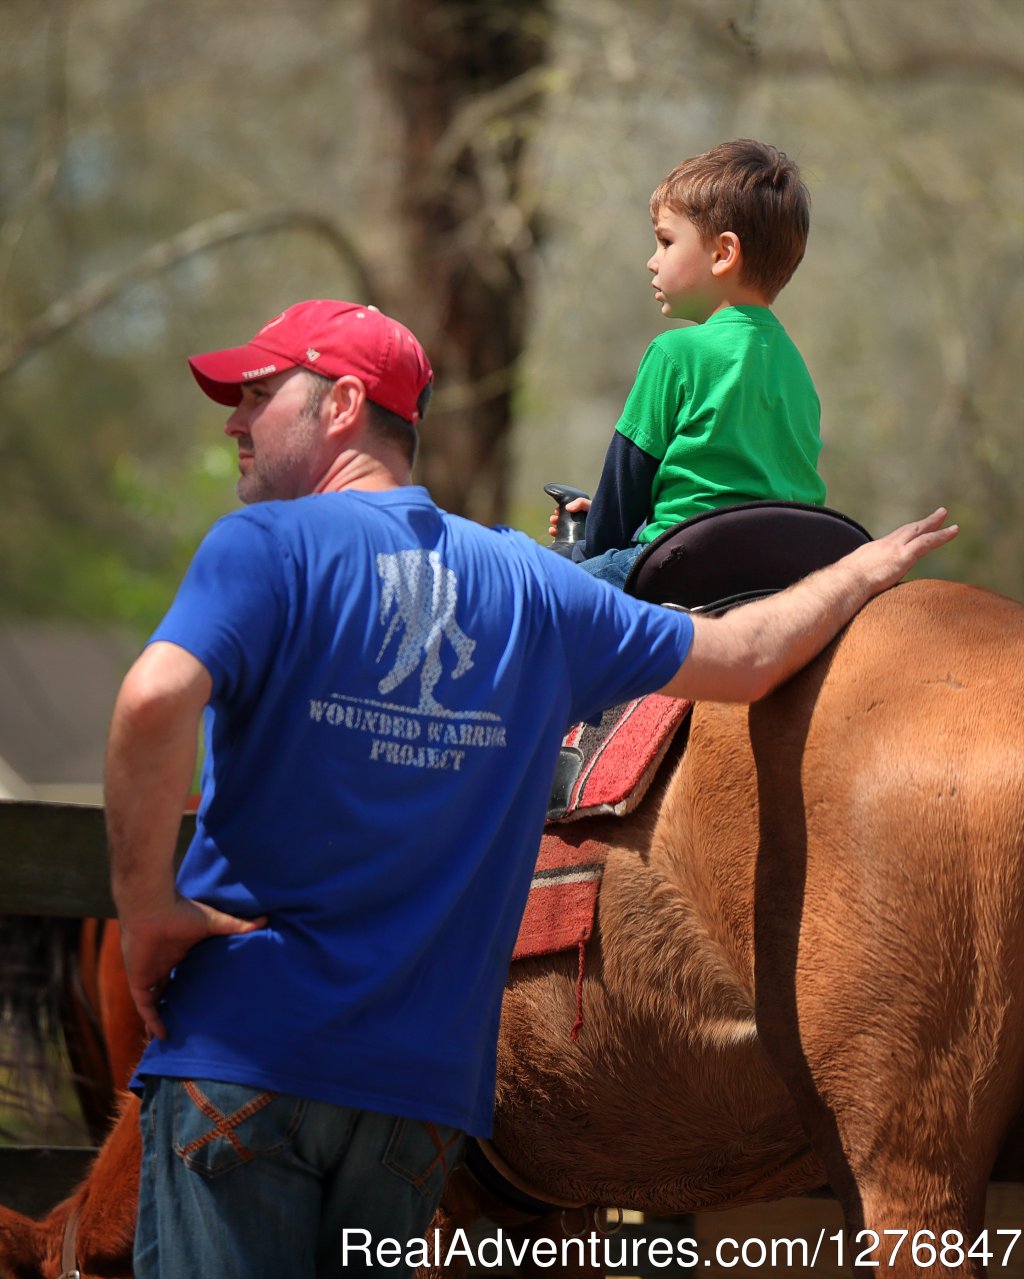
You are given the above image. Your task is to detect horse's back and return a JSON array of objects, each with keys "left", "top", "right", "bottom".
[{"left": 824, "top": 576, "right": 1023, "bottom": 705}]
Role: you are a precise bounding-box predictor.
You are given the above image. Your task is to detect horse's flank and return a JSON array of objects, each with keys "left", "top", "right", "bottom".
[{"left": 754, "top": 581, "right": 1024, "bottom": 1235}]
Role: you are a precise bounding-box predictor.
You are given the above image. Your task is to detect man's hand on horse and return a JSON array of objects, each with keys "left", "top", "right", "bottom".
[
  {"left": 120, "top": 896, "right": 268, "bottom": 1041},
  {"left": 660, "top": 508, "right": 959, "bottom": 705},
  {"left": 849, "top": 507, "right": 959, "bottom": 595}
]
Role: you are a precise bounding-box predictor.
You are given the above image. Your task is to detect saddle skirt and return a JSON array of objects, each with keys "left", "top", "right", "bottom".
[
  {"left": 546, "top": 694, "right": 692, "bottom": 823},
  {"left": 513, "top": 694, "right": 691, "bottom": 964}
]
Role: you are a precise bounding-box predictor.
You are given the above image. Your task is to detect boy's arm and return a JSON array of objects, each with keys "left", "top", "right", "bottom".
[
  {"left": 574, "top": 433, "right": 659, "bottom": 560},
  {"left": 658, "top": 509, "right": 958, "bottom": 704}
]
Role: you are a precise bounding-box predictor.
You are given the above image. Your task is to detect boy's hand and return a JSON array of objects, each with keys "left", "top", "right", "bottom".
[{"left": 548, "top": 495, "right": 591, "bottom": 541}]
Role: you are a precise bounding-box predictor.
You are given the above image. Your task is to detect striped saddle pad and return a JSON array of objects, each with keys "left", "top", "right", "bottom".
[{"left": 514, "top": 694, "right": 691, "bottom": 963}]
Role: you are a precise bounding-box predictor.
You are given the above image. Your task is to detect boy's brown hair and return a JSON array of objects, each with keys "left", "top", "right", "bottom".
[{"left": 650, "top": 140, "right": 810, "bottom": 302}]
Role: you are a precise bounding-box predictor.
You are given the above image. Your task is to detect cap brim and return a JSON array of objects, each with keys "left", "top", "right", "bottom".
[{"left": 188, "top": 343, "right": 297, "bottom": 407}]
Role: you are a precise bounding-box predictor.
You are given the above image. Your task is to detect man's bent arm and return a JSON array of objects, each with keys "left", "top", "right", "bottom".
[
  {"left": 106, "top": 641, "right": 264, "bottom": 1038},
  {"left": 106, "top": 642, "right": 209, "bottom": 919},
  {"left": 658, "top": 509, "right": 958, "bottom": 704}
]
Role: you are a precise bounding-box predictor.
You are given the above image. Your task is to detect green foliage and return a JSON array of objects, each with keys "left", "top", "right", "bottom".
[{"left": 1, "top": 342, "right": 236, "bottom": 632}]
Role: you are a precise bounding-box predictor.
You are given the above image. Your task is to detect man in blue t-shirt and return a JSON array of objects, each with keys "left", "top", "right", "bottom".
[{"left": 106, "top": 298, "right": 956, "bottom": 1279}]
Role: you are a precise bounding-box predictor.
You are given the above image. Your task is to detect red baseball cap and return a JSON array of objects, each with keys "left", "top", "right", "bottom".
[{"left": 187, "top": 299, "right": 433, "bottom": 424}]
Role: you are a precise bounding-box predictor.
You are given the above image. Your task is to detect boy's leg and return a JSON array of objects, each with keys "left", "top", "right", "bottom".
[{"left": 577, "top": 545, "right": 645, "bottom": 590}]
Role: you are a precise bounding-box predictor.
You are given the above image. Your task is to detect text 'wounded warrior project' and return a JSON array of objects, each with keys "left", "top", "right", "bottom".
[{"left": 308, "top": 550, "right": 508, "bottom": 771}]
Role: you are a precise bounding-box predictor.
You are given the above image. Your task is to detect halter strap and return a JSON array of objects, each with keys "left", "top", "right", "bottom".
[{"left": 58, "top": 1200, "right": 83, "bottom": 1279}]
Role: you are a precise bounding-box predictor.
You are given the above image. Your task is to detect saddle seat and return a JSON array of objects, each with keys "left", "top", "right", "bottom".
[{"left": 623, "top": 500, "right": 872, "bottom": 613}]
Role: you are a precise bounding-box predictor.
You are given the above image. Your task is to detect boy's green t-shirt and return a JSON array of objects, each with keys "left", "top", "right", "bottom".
[{"left": 615, "top": 305, "right": 825, "bottom": 544}]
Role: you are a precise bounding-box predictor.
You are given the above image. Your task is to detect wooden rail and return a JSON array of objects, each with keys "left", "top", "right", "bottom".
[{"left": 0, "top": 800, "right": 194, "bottom": 918}]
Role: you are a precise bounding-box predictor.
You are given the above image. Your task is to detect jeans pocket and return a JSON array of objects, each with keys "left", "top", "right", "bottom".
[
  {"left": 173, "top": 1079, "right": 307, "bottom": 1178},
  {"left": 381, "top": 1116, "right": 465, "bottom": 1205}
]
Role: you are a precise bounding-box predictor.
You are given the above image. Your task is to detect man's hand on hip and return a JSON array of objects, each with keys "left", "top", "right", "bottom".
[{"left": 120, "top": 896, "right": 268, "bottom": 1041}]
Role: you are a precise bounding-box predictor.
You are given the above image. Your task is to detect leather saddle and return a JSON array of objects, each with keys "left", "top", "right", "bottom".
[{"left": 623, "top": 500, "right": 872, "bottom": 613}]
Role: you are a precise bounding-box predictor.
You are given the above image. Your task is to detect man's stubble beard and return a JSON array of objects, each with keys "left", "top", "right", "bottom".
[{"left": 237, "top": 407, "right": 322, "bottom": 505}]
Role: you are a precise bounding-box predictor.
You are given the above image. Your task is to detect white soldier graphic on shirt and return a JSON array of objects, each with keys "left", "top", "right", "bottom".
[{"left": 375, "top": 549, "right": 477, "bottom": 715}]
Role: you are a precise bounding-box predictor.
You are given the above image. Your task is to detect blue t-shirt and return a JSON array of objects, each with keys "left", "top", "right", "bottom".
[{"left": 133, "top": 487, "right": 693, "bottom": 1136}]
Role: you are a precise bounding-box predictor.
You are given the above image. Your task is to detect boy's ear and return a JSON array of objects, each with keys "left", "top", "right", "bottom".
[{"left": 710, "top": 231, "right": 742, "bottom": 278}]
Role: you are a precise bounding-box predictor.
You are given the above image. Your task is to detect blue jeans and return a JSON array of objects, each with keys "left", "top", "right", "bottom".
[
  {"left": 577, "top": 544, "right": 645, "bottom": 590},
  {"left": 134, "top": 1077, "right": 465, "bottom": 1279}
]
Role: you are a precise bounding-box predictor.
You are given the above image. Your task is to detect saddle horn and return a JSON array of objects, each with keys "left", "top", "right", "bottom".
[{"left": 544, "top": 482, "right": 589, "bottom": 555}]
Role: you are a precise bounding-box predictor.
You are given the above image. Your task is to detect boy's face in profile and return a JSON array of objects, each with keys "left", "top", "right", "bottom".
[{"left": 647, "top": 207, "right": 719, "bottom": 323}]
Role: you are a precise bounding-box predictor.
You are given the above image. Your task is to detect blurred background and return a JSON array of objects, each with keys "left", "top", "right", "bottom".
[{"left": 1, "top": 0, "right": 1022, "bottom": 798}]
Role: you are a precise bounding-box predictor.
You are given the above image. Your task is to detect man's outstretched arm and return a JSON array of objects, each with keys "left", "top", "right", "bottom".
[
  {"left": 658, "top": 508, "right": 959, "bottom": 704},
  {"left": 106, "top": 641, "right": 265, "bottom": 1040}
]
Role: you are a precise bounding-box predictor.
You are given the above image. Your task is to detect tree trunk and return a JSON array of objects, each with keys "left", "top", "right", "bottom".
[{"left": 367, "top": 0, "right": 551, "bottom": 524}]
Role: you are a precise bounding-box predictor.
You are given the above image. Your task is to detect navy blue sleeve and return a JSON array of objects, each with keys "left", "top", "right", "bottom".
[{"left": 573, "top": 433, "right": 660, "bottom": 561}]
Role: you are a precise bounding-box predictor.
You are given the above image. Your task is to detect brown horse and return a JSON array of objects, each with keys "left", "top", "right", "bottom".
[
  {"left": 61, "top": 919, "right": 147, "bottom": 1144},
  {"left": 0, "top": 577, "right": 1021, "bottom": 1278},
  {"left": 0, "top": 918, "right": 143, "bottom": 1279},
  {"left": 434, "top": 578, "right": 1024, "bottom": 1276}
]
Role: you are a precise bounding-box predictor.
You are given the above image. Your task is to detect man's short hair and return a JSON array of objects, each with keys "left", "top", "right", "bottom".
[
  {"left": 650, "top": 139, "right": 810, "bottom": 302},
  {"left": 304, "top": 372, "right": 426, "bottom": 467}
]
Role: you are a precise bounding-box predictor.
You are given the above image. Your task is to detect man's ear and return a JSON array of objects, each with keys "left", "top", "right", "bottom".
[
  {"left": 323, "top": 375, "right": 367, "bottom": 434},
  {"left": 710, "top": 231, "right": 742, "bottom": 279}
]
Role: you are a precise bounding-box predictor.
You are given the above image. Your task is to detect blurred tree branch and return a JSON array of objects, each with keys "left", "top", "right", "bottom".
[
  {"left": 0, "top": 209, "right": 378, "bottom": 381},
  {"left": 736, "top": 43, "right": 1024, "bottom": 84},
  {"left": 0, "top": 0, "right": 70, "bottom": 310},
  {"left": 712, "top": 9, "right": 1024, "bottom": 83}
]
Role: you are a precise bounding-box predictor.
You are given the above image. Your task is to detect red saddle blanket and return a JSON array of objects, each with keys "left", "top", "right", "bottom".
[
  {"left": 513, "top": 694, "right": 692, "bottom": 963},
  {"left": 547, "top": 694, "right": 692, "bottom": 822}
]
